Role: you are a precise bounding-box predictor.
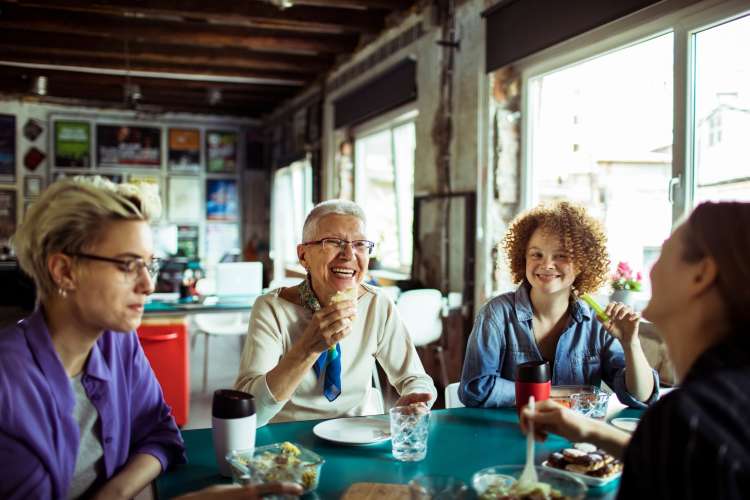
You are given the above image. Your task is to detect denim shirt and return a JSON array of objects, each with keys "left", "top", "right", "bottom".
[
  {"left": 0, "top": 309, "right": 186, "bottom": 499},
  {"left": 459, "top": 283, "right": 659, "bottom": 408}
]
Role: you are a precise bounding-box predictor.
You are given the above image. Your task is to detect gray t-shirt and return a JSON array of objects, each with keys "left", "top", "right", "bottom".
[{"left": 67, "top": 373, "right": 105, "bottom": 499}]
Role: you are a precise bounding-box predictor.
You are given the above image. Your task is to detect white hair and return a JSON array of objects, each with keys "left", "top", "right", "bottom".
[{"left": 302, "top": 199, "right": 367, "bottom": 242}]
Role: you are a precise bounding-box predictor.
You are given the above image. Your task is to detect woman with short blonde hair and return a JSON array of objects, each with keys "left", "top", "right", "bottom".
[{"left": 0, "top": 177, "right": 185, "bottom": 499}]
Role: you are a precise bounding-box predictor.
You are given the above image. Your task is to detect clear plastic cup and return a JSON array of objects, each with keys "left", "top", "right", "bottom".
[
  {"left": 570, "top": 390, "right": 610, "bottom": 419},
  {"left": 389, "top": 404, "right": 430, "bottom": 462}
]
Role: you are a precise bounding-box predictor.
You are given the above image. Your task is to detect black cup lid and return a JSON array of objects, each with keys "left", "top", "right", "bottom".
[
  {"left": 515, "top": 360, "right": 551, "bottom": 383},
  {"left": 212, "top": 389, "right": 256, "bottom": 419}
]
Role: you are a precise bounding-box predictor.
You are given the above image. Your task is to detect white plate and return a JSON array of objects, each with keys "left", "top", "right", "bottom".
[
  {"left": 610, "top": 417, "right": 640, "bottom": 433},
  {"left": 541, "top": 461, "right": 621, "bottom": 487},
  {"left": 312, "top": 416, "right": 391, "bottom": 445}
]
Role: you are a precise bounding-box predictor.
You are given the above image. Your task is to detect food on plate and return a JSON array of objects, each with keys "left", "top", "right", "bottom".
[
  {"left": 238, "top": 441, "right": 318, "bottom": 490},
  {"left": 479, "top": 476, "right": 568, "bottom": 499},
  {"left": 546, "top": 443, "right": 622, "bottom": 479}
]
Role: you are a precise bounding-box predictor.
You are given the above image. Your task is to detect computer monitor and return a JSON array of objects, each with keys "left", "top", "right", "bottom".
[{"left": 215, "top": 262, "right": 263, "bottom": 297}]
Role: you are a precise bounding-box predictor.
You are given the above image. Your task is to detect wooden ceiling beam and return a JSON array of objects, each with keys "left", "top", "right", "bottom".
[
  {"left": 9, "top": 0, "right": 387, "bottom": 34},
  {"left": 0, "top": 49, "right": 310, "bottom": 84},
  {"left": 292, "top": 0, "right": 411, "bottom": 9},
  {"left": 0, "top": 29, "right": 335, "bottom": 73},
  {"left": 0, "top": 65, "right": 300, "bottom": 95},
  {"left": 0, "top": 4, "right": 359, "bottom": 55},
  {"left": 0, "top": 44, "right": 323, "bottom": 77}
]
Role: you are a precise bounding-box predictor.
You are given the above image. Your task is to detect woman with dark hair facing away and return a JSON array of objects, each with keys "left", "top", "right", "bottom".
[
  {"left": 460, "top": 201, "right": 657, "bottom": 407},
  {"left": 522, "top": 201, "right": 750, "bottom": 499}
]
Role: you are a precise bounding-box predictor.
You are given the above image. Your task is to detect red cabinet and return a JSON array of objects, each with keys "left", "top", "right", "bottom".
[{"left": 137, "top": 318, "right": 190, "bottom": 427}]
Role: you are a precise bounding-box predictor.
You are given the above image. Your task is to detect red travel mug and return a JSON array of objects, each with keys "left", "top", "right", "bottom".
[{"left": 515, "top": 360, "right": 551, "bottom": 414}]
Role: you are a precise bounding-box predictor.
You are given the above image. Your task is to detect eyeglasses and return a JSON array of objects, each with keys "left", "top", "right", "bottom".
[
  {"left": 68, "top": 253, "right": 161, "bottom": 281},
  {"left": 303, "top": 238, "right": 375, "bottom": 255}
]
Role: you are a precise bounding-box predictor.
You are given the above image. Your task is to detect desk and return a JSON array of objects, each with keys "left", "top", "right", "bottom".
[{"left": 157, "top": 407, "right": 637, "bottom": 499}]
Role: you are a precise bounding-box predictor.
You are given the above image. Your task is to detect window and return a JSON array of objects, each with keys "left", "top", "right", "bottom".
[
  {"left": 270, "top": 159, "right": 313, "bottom": 282},
  {"left": 354, "top": 114, "right": 416, "bottom": 272},
  {"left": 526, "top": 34, "right": 674, "bottom": 293},
  {"left": 692, "top": 14, "right": 750, "bottom": 204},
  {"left": 519, "top": 3, "right": 750, "bottom": 298}
]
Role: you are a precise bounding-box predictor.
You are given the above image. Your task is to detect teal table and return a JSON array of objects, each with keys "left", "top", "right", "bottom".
[
  {"left": 144, "top": 296, "right": 257, "bottom": 316},
  {"left": 156, "top": 408, "right": 629, "bottom": 499}
]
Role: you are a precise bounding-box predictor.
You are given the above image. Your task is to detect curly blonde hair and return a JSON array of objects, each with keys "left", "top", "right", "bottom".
[{"left": 502, "top": 201, "right": 610, "bottom": 294}]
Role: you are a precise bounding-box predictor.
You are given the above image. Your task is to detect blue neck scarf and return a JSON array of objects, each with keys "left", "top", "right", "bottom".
[{"left": 299, "top": 275, "right": 342, "bottom": 402}]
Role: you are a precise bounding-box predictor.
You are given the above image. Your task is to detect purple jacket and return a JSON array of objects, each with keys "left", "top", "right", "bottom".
[{"left": 0, "top": 309, "right": 186, "bottom": 499}]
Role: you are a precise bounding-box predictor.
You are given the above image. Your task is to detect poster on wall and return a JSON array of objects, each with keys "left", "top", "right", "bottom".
[
  {"left": 205, "top": 223, "right": 239, "bottom": 264},
  {"left": 0, "top": 189, "right": 17, "bottom": 249},
  {"left": 206, "top": 130, "right": 237, "bottom": 173},
  {"left": 97, "top": 125, "right": 161, "bottom": 167},
  {"left": 177, "top": 225, "right": 200, "bottom": 259},
  {"left": 168, "top": 128, "right": 201, "bottom": 171},
  {"left": 54, "top": 120, "right": 91, "bottom": 168},
  {"left": 206, "top": 179, "right": 238, "bottom": 221},
  {"left": 168, "top": 176, "right": 202, "bottom": 221},
  {"left": 0, "top": 115, "right": 16, "bottom": 182}
]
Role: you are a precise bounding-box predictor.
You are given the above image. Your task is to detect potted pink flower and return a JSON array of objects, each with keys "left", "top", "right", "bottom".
[{"left": 610, "top": 261, "right": 642, "bottom": 305}]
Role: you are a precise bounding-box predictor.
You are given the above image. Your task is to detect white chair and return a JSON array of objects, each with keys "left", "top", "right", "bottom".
[
  {"left": 192, "top": 312, "right": 250, "bottom": 392},
  {"left": 445, "top": 382, "right": 465, "bottom": 408},
  {"left": 267, "top": 276, "right": 304, "bottom": 290},
  {"left": 397, "top": 289, "right": 449, "bottom": 388}
]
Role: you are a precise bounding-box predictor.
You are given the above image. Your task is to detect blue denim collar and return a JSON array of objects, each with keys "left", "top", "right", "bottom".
[{"left": 513, "top": 281, "right": 591, "bottom": 324}]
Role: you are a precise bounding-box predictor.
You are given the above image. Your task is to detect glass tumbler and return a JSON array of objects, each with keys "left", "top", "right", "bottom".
[{"left": 389, "top": 404, "right": 430, "bottom": 462}]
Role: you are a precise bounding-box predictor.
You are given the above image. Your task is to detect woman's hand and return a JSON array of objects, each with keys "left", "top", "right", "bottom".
[
  {"left": 298, "top": 300, "right": 357, "bottom": 356},
  {"left": 394, "top": 392, "right": 433, "bottom": 408},
  {"left": 602, "top": 302, "right": 640, "bottom": 343},
  {"left": 175, "top": 482, "right": 303, "bottom": 499},
  {"left": 520, "top": 399, "right": 592, "bottom": 443}
]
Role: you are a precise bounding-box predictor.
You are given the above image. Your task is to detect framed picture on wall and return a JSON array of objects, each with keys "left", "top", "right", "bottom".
[
  {"left": 0, "top": 189, "right": 17, "bottom": 248},
  {"left": 24, "top": 176, "right": 43, "bottom": 198},
  {"left": 97, "top": 124, "right": 161, "bottom": 167},
  {"left": 168, "top": 128, "right": 201, "bottom": 171},
  {"left": 0, "top": 114, "right": 16, "bottom": 182},
  {"left": 206, "top": 178, "right": 238, "bottom": 221},
  {"left": 177, "top": 225, "right": 200, "bottom": 259},
  {"left": 206, "top": 130, "right": 237, "bottom": 173},
  {"left": 168, "top": 176, "right": 202, "bottom": 221},
  {"left": 53, "top": 120, "right": 91, "bottom": 168}
]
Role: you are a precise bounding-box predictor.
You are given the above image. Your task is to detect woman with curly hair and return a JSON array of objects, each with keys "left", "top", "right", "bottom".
[{"left": 459, "top": 201, "right": 658, "bottom": 408}]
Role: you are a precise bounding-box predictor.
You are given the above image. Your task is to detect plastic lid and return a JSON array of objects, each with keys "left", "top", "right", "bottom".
[
  {"left": 515, "top": 360, "right": 551, "bottom": 383},
  {"left": 212, "top": 389, "right": 256, "bottom": 419}
]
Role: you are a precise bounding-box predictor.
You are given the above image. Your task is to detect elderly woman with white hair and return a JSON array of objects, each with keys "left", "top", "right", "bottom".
[{"left": 236, "top": 199, "right": 436, "bottom": 426}]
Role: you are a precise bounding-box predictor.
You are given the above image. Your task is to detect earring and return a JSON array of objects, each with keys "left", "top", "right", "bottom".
[{"left": 58, "top": 287, "right": 68, "bottom": 298}]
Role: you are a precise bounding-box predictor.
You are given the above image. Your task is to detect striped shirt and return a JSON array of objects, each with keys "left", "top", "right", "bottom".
[{"left": 619, "top": 334, "right": 750, "bottom": 499}]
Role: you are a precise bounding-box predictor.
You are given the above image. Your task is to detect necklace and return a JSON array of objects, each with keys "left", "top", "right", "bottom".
[{"left": 298, "top": 274, "right": 322, "bottom": 313}]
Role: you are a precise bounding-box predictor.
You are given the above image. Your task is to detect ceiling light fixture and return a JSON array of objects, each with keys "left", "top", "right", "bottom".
[
  {"left": 207, "top": 88, "right": 222, "bottom": 105},
  {"left": 269, "top": 0, "right": 294, "bottom": 9},
  {"left": 31, "top": 75, "right": 47, "bottom": 96}
]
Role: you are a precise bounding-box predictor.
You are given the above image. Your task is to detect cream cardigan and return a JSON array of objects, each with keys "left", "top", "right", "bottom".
[{"left": 235, "top": 283, "right": 436, "bottom": 426}]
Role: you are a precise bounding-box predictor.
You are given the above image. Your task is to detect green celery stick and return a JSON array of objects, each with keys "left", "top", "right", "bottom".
[{"left": 581, "top": 293, "right": 610, "bottom": 322}]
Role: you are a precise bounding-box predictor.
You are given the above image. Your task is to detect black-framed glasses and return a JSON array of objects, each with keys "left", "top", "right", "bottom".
[
  {"left": 303, "top": 238, "right": 375, "bottom": 255},
  {"left": 68, "top": 253, "right": 161, "bottom": 281}
]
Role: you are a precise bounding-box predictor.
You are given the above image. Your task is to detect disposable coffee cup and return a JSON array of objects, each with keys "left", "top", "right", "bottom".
[
  {"left": 211, "top": 389, "right": 256, "bottom": 476},
  {"left": 514, "top": 360, "right": 551, "bottom": 414}
]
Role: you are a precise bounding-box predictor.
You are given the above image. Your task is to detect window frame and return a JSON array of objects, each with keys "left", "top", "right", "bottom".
[
  {"left": 351, "top": 106, "right": 418, "bottom": 274},
  {"left": 517, "top": 0, "right": 750, "bottom": 226}
]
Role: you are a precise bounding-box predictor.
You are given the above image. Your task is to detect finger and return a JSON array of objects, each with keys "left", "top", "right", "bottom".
[
  {"left": 251, "top": 481, "right": 304, "bottom": 496},
  {"left": 397, "top": 393, "right": 432, "bottom": 406}
]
